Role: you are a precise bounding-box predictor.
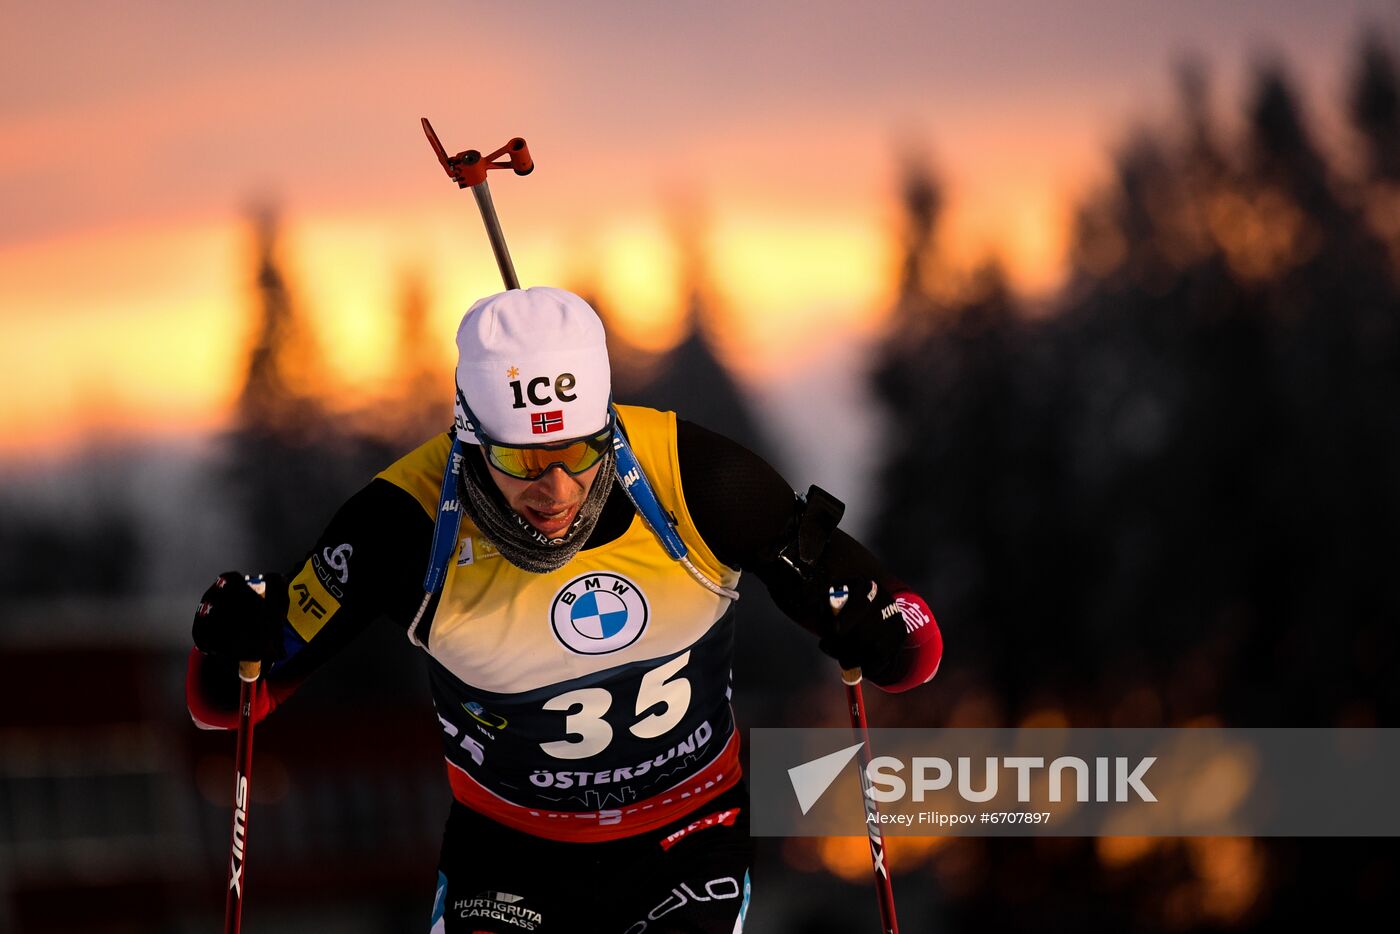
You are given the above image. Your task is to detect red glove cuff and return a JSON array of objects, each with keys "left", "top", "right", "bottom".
[
  {"left": 185, "top": 648, "right": 282, "bottom": 729},
  {"left": 874, "top": 591, "right": 942, "bottom": 693}
]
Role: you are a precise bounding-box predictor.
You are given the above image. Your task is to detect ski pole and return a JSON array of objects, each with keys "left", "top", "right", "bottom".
[
  {"left": 421, "top": 118, "right": 534, "bottom": 289},
  {"left": 224, "top": 573, "right": 268, "bottom": 934},
  {"left": 224, "top": 658, "right": 260, "bottom": 934},
  {"left": 831, "top": 589, "right": 900, "bottom": 934}
]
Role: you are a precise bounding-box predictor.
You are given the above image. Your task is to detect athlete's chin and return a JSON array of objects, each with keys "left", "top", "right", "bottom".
[{"left": 522, "top": 503, "right": 581, "bottom": 538}]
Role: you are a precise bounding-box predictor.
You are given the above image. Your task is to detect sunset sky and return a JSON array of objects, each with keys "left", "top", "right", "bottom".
[{"left": 4, "top": 1, "right": 1397, "bottom": 460}]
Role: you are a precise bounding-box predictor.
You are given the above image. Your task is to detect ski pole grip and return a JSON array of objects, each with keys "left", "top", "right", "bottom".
[
  {"left": 507, "top": 138, "right": 533, "bottom": 175},
  {"left": 238, "top": 575, "right": 268, "bottom": 682}
]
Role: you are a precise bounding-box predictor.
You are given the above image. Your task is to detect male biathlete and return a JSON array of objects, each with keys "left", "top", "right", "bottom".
[{"left": 189, "top": 286, "right": 942, "bottom": 933}]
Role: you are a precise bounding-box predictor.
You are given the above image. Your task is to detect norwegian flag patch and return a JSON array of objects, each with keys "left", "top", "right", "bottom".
[{"left": 531, "top": 410, "right": 564, "bottom": 434}]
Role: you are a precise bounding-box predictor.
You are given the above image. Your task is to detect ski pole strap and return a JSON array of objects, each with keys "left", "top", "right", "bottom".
[
  {"left": 424, "top": 436, "right": 467, "bottom": 595},
  {"left": 408, "top": 436, "right": 468, "bottom": 650},
  {"left": 610, "top": 410, "right": 688, "bottom": 562}
]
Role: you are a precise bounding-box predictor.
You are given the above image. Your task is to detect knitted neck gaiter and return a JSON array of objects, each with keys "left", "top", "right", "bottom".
[{"left": 458, "top": 445, "right": 617, "bottom": 573}]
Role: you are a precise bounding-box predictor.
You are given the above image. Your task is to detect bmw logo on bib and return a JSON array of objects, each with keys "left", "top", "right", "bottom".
[{"left": 550, "top": 573, "right": 649, "bottom": 655}]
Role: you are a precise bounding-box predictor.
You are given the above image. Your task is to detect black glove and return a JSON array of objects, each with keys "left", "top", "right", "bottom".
[
  {"left": 192, "top": 571, "right": 288, "bottom": 663},
  {"left": 818, "top": 580, "right": 907, "bottom": 679}
]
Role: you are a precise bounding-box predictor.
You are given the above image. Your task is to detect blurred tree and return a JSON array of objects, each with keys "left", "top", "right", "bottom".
[
  {"left": 1350, "top": 33, "right": 1400, "bottom": 275},
  {"left": 393, "top": 268, "right": 451, "bottom": 441},
  {"left": 894, "top": 148, "right": 944, "bottom": 310},
  {"left": 874, "top": 46, "right": 1400, "bottom": 727},
  {"left": 1351, "top": 34, "right": 1400, "bottom": 182},
  {"left": 235, "top": 204, "right": 325, "bottom": 434},
  {"left": 872, "top": 156, "right": 1078, "bottom": 711},
  {"left": 595, "top": 193, "right": 775, "bottom": 462},
  {"left": 353, "top": 267, "right": 451, "bottom": 447},
  {"left": 863, "top": 36, "right": 1400, "bottom": 934},
  {"left": 223, "top": 205, "right": 391, "bottom": 571}
]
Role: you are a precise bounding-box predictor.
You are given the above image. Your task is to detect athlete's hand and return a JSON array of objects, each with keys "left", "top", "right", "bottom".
[
  {"left": 192, "top": 571, "right": 288, "bottom": 663},
  {"left": 818, "top": 580, "right": 909, "bottom": 679}
]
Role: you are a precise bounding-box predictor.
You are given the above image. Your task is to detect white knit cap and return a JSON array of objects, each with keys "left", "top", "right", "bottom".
[{"left": 453, "top": 287, "right": 612, "bottom": 445}]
